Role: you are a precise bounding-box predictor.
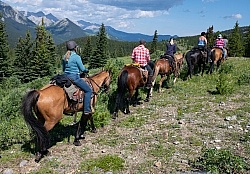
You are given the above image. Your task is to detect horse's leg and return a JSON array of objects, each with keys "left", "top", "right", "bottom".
[
  {"left": 201, "top": 63, "right": 206, "bottom": 76},
  {"left": 89, "top": 115, "right": 97, "bottom": 133},
  {"left": 34, "top": 114, "right": 59, "bottom": 162},
  {"left": 125, "top": 89, "right": 135, "bottom": 114},
  {"left": 149, "top": 79, "right": 155, "bottom": 97},
  {"left": 73, "top": 113, "right": 89, "bottom": 146},
  {"left": 133, "top": 88, "right": 139, "bottom": 106},
  {"left": 158, "top": 75, "right": 164, "bottom": 93}
]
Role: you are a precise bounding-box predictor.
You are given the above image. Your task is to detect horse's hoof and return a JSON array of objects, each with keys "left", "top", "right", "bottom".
[
  {"left": 80, "top": 134, "right": 85, "bottom": 139},
  {"left": 132, "top": 104, "right": 136, "bottom": 107},
  {"left": 73, "top": 140, "right": 82, "bottom": 146},
  {"left": 35, "top": 152, "right": 43, "bottom": 163},
  {"left": 112, "top": 113, "right": 118, "bottom": 119},
  {"left": 144, "top": 98, "right": 149, "bottom": 102},
  {"left": 91, "top": 128, "right": 97, "bottom": 133}
]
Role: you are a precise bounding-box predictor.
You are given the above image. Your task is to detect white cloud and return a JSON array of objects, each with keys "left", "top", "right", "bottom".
[{"left": 223, "top": 13, "right": 242, "bottom": 19}]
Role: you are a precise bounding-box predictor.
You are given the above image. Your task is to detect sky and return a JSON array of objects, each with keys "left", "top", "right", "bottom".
[{"left": 1, "top": 0, "right": 250, "bottom": 37}]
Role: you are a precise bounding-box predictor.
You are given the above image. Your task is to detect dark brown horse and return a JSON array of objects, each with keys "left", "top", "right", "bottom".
[
  {"left": 208, "top": 47, "right": 225, "bottom": 74},
  {"left": 185, "top": 48, "right": 207, "bottom": 79},
  {"left": 112, "top": 65, "right": 152, "bottom": 119},
  {"left": 21, "top": 70, "right": 111, "bottom": 162},
  {"left": 152, "top": 53, "right": 184, "bottom": 92}
]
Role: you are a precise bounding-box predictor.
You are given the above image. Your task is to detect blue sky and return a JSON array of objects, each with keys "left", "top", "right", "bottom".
[{"left": 1, "top": 0, "right": 249, "bottom": 37}]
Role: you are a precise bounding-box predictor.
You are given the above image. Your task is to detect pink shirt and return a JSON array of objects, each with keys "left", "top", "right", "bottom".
[
  {"left": 131, "top": 44, "right": 150, "bottom": 66},
  {"left": 215, "top": 39, "right": 224, "bottom": 48}
]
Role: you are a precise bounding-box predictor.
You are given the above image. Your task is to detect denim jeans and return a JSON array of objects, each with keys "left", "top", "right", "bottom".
[
  {"left": 145, "top": 64, "right": 153, "bottom": 76},
  {"left": 65, "top": 73, "right": 92, "bottom": 113}
]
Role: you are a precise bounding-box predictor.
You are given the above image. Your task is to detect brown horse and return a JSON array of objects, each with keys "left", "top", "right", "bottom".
[
  {"left": 21, "top": 70, "right": 111, "bottom": 162},
  {"left": 112, "top": 65, "right": 152, "bottom": 119},
  {"left": 152, "top": 53, "right": 184, "bottom": 92},
  {"left": 208, "top": 47, "right": 225, "bottom": 74}
]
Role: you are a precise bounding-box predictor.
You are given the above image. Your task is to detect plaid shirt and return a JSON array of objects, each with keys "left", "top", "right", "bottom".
[{"left": 131, "top": 44, "right": 150, "bottom": 66}]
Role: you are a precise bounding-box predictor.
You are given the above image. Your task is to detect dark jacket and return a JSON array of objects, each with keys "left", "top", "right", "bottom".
[{"left": 166, "top": 43, "right": 177, "bottom": 57}]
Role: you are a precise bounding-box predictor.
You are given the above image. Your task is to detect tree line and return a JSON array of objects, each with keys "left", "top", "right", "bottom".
[{"left": 0, "top": 13, "right": 250, "bottom": 84}]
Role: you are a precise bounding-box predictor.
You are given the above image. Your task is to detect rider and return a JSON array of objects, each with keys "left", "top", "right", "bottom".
[
  {"left": 131, "top": 39, "right": 153, "bottom": 89},
  {"left": 215, "top": 34, "right": 225, "bottom": 59},
  {"left": 197, "top": 31, "right": 211, "bottom": 63},
  {"left": 165, "top": 37, "right": 177, "bottom": 70},
  {"left": 62, "top": 40, "right": 93, "bottom": 115}
]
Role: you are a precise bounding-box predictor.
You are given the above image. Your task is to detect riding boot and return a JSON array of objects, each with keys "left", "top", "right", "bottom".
[{"left": 146, "top": 75, "right": 153, "bottom": 89}]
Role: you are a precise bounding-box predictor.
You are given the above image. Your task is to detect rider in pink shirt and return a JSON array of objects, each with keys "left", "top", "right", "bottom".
[{"left": 215, "top": 34, "right": 226, "bottom": 59}]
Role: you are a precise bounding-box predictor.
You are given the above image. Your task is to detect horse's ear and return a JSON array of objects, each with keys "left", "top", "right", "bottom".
[{"left": 101, "top": 67, "right": 104, "bottom": 71}]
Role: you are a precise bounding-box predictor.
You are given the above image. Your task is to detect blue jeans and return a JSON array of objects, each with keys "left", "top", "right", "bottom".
[
  {"left": 144, "top": 64, "right": 153, "bottom": 76},
  {"left": 65, "top": 73, "right": 92, "bottom": 113}
]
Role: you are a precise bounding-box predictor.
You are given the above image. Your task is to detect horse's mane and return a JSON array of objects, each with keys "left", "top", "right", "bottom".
[{"left": 88, "top": 69, "right": 107, "bottom": 78}]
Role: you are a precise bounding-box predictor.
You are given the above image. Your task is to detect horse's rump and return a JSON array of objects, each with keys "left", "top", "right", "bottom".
[
  {"left": 155, "top": 59, "right": 171, "bottom": 75},
  {"left": 121, "top": 66, "right": 145, "bottom": 87},
  {"left": 211, "top": 48, "right": 223, "bottom": 62}
]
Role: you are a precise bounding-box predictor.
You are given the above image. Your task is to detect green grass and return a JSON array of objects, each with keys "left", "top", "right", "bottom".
[{"left": 79, "top": 154, "right": 125, "bottom": 173}]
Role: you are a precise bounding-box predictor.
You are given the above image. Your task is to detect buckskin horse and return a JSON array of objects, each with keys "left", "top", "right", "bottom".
[
  {"left": 112, "top": 64, "right": 153, "bottom": 119},
  {"left": 208, "top": 47, "right": 225, "bottom": 74},
  {"left": 21, "top": 69, "right": 111, "bottom": 162},
  {"left": 152, "top": 52, "right": 184, "bottom": 92},
  {"left": 185, "top": 48, "right": 207, "bottom": 79}
]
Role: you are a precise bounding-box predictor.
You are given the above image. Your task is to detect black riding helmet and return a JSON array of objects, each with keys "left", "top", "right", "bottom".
[
  {"left": 201, "top": 32, "right": 206, "bottom": 36},
  {"left": 66, "top": 40, "right": 77, "bottom": 50}
]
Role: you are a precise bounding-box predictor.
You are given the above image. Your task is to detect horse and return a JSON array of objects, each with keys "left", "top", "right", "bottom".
[
  {"left": 185, "top": 47, "right": 207, "bottom": 79},
  {"left": 208, "top": 47, "right": 225, "bottom": 74},
  {"left": 152, "top": 53, "right": 184, "bottom": 92},
  {"left": 21, "top": 69, "right": 111, "bottom": 162},
  {"left": 112, "top": 64, "right": 153, "bottom": 119}
]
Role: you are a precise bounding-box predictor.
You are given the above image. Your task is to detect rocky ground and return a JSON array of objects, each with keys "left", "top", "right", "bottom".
[{"left": 1, "top": 81, "right": 250, "bottom": 174}]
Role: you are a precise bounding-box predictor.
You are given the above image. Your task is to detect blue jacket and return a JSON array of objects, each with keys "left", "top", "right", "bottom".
[
  {"left": 166, "top": 43, "right": 177, "bottom": 57},
  {"left": 62, "top": 51, "right": 87, "bottom": 74}
]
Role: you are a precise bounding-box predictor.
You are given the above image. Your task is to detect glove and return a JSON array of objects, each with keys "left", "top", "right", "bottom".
[{"left": 84, "top": 69, "right": 89, "bottom": 73}]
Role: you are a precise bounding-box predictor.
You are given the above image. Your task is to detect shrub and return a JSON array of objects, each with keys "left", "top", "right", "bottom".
[{"left": 191, "top": 148, "right": 249, "bottom": 174}]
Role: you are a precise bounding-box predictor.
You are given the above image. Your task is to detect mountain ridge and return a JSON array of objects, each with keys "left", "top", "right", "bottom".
[{"left": 0, "top": 0, "right": 175, "bottom": 47}]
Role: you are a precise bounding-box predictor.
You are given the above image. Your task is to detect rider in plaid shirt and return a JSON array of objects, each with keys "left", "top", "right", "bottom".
[{"left": 131, "top": 39, "right": 153, "bottom": 89}]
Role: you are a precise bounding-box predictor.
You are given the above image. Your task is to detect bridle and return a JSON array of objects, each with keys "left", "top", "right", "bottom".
[{"left": 88, "top": 73, "right": 111, "bottom": 94}]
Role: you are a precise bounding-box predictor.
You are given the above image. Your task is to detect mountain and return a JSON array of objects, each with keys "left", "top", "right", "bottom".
[
  {"left": 26, "top": 11, "right": 58, "bottom": 26},
  {"left": 0, "top": 0, "right": 176, "bottom": 47},
  {"left": 46, "top": 18, "right": 88, "bottom": 44}
]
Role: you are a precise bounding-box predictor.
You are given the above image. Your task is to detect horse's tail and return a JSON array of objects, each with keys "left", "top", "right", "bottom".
[
  {"left": 21, "top": 90, "right": 50, "bottom": 150},
  {"left": 152, "top": 64, "right": 160, "bottom": 83},
  {"left": 117, "top": 70, "right": 128, "bottom": 94},
  {"left": 211, "top": 49, "right": 216, "bottom": 62}
]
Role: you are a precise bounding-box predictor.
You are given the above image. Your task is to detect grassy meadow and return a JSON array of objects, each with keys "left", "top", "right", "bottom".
[{"left": 0, "top": 56, "right": 250, "bottom": 173}]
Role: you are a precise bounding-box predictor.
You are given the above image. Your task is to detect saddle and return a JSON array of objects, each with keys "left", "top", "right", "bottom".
[
  {"left": 160, "top": 54, "right": 176, "bottom": 70},
  {"left": 50, "top": 74, "right": 91, "bottom": 104}
]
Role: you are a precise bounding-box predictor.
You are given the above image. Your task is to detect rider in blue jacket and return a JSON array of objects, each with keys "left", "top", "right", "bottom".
[{"left": 63, "top": 40, "right": 92, "bottom": 115}]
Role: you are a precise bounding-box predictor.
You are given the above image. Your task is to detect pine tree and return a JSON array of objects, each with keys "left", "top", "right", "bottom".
[
  {"left": 13, "top": 31, "right": 34, "bottom": 83},
  {"left": 0, "top": 14, "right": 10, "bottom": 81},
  {"left": 30, "top": 18, "right": 57, "bottom": 80},
  {"left": 228, "top": 21, "right": 244, "bottom": 57},
  {"left": 82, "top": 36, "right": 93, "bottom": 64},
  {"left": 150, "top": 30, "right": 158, "bottom": 54},
  {"left": 206, "top": 26, "right": 214, "bottom": 49},
  {"left": 90, "top": 23, "right": 108, "bottom": 68},
  {"left": 244, "top": 26, "right": 250, "bottom": 57}
]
